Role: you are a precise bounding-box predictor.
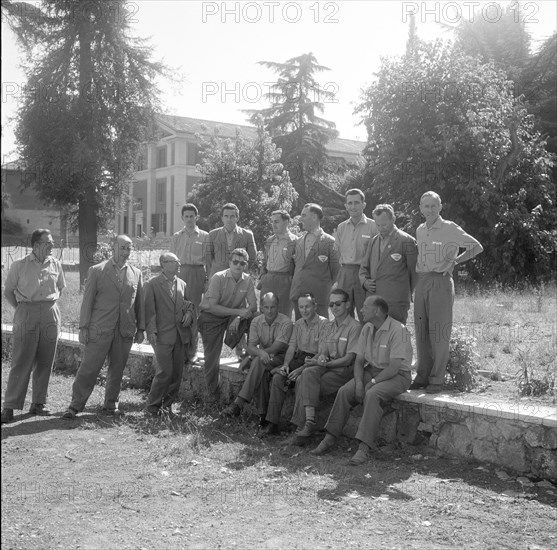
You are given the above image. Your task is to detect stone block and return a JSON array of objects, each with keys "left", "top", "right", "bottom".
[
  {"left": 496, "top": 420, "right": 524, "bottom": 441},
  {"left": 472, "top": 439, "right": 498, "bottom": 464},
  {"left": 377, "top": 410, "right": 397, "bottom": 443},
  {"left": 529, "top": 448, "right": 557, "bottom": 481},
  {"left": 437, "top": 423, "right": 473, "bottom": 457},
  {"left": 397, "top": 407, "right": 421, "bottom": 444},
  {"left": 126, "top": 353, "right": 155, "bottom": 389},
  {"left": 497, "top": 440, "right": 528, "bottom": 473},
  {"left": 524, "top": 426, "right": 557, "bottom": 450}
]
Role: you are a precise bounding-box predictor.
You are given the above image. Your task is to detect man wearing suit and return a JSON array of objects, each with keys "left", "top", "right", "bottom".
[
  {"left": 145, "top": 253, "right": 195, "bottom": 417},
  {"left": 62, "top": 235, "right": 145, "bottom": 419},
  {"left": 334, "top": 189, "right": 377, "bottom": 319},
  {"left": 359, "top": 204, "right": 418, "bottom": 324},
  {"left": 207, "top": 203, "right": 257, "bottom": 278},
  {"left": 290, "top": 203, "right": 340, "bottom": 319}
]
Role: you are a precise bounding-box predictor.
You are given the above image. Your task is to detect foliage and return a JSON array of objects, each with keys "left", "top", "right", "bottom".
[
  {"left": 355, "top": 39, "right": 556, "bottom": 285},
  {"left": 246, "top": 52, "right": 338, "bottom": 202},
  {"left": 92, "top": 242, "right": 112, "bottom": 265},
  {"left": 190, "top": 121, "right": 298, "bottom": 248},
  {"left": 3, "top": 0, "right": 165, "bottom": 284},
  {"left": 516, "top": 342, "right": 556, "bottom": 398},
  {"left": 446, "top": 327, "right": 479, "bottom": 392}
]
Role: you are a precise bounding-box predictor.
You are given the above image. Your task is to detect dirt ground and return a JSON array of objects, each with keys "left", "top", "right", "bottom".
[{"left": 1, "top": 366, "right": 556, "bottom": 550}]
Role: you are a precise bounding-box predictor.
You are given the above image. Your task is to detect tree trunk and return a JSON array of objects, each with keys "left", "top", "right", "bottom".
[{"left": 78, "top": 189, "right": 97, "bottom": 287}]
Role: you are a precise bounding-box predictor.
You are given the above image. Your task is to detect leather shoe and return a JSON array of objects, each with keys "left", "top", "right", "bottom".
[
  {"left": 310, "top": 437, "right": 335, "bottom": 456},
  {"left": 409, "top": 381, "right": 427, "bottom": 390},
  {"left": 61, "top": 408, "right": 77, "bottom": 420},
  {"left": 29, "top": 403, "right": 51, "bottom": 416},
  {"left": 349, "top": 448, "right": 370, "bottom": 466},
  {"left": 222, "top": 403, "right": 242, "bottom": 417},
  {"left": 260, "top": 422, "right": 280, "bottom": 437},
  {"left": 296, "top": 420, "right": 316, "bottom": 438},
  {"left": 1, "top": 408, "right": 14, "bottom": 424},
  {"left": 425, "top": 384, "right": 443, "bottom": 394}
]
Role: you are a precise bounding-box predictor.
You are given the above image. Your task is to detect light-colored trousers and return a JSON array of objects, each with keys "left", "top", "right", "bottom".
[
  {"left": 325, "top": 366, "right": 411, "bottom": 447},
  {"left": 3, "top": 301, "right": 61, "bottom": 409},
  {"left": 413, "top": 272, "right": 454, "bottom": 386},
  {"left": 337, "top": 264, "right": 366, "bottom": 321}
]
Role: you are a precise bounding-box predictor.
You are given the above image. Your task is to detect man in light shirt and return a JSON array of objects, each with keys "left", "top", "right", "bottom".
[
  {"left": 335, "top": 189, "right": 377, "bottom": 319},
  {"left": 411, "top": 191, "right": 483, "bottom": 394},
  {"left": 1, "top": 229, "right": 66, "bottom": 423}
]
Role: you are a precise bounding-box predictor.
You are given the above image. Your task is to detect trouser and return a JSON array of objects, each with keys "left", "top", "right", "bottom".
[
  {"left": 3, "top": 301, "right": 61, "bottom": 409},
  {"left": 260, "top": 272, "right": 292, "bottom": 318},
  {"left": 237, "top": 353, "right": 284, "bottom": 415},
  {"left": 69, "top": 328, "right": 133, "bottom": 412},
  {"left": 290, "top": 364, "right": 354, "bottom": 427},
  {"left": 413, "top": 272, "right": 454, "bottom": 386},
  {"left": 147, "top": 333, "right": 186, "bottom": 410},
  {"left": 266, "top": 350, "right": 314, "bottom": 425},
  {"left": 337, "top": 265, "right": 366, "bottom": 321},
  {"left": 325, "top": 366, "right": 411, "bottom": 447},
  {"left": 385, "top": 302, "right": 409, "bottom": 325},
  {"left": 178, "top": 264, "right": 205, "bottom": 360},
  {"left": 198, "top": 312, "right": 249, "bottom": 396}
]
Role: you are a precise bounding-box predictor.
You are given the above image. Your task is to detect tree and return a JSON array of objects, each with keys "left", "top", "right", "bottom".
[
  {"left": 246, "top": 52, "right": 339, "bottom": 204},
  {"left": 190, "top": 120, "right": 298, "bottom": 248},
  {"left": 355, "top": 39, "right": 556, "bottom": 284},
  {"left": 2, "top": 0, "right": 165, "bottom": 284}
]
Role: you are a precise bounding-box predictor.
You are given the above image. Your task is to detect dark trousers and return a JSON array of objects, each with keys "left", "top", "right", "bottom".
[{"left": 179, "top": 264, "right": 205, "bottom": 360}]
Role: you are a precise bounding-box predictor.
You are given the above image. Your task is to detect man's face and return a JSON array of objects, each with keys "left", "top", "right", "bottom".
[
  {"left": 222, "top": 209, "right": 238, "bottom": 231},
  {"left": 345, "top": 194, "right": 365, "bottom": 220},
  {"left": 161, "top": 253, "right": 180, "bottom": 277},
  {"left": 329, "top": 293, "right": 349, "bottom": 319},
  {"left": 373, "top": 212, "right": 395, "bottom": 238},
  {"left": 420, "top": 196, "right": 442, "bottom": 223},
  {"left": 261, "top": 298, "right": 279, "bottom": 324},
  {"left": 361, "top": 299, "right": 378, "bottom": 324},
  {"left": 182, "top": 210, "right": 198, "bottom": 230},
  {"left": 113, "top": 237, "right": 133, "bottom": 263},
  {"left": 34, "top": 233, "right": 54, "bottom": 258},
  {"left": 229, "top": 254, "right": 247, "bottom": 276},
  {"left": 300, "top": 208, "right": 316, "bottom": 232},
  {"left": 271, "top": 214, "right": 288, "bottom": 236},
  {"left": 298, "top": 297, "right": 316, "bottom": 320}
]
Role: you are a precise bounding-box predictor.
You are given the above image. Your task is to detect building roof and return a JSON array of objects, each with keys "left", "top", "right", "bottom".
[{"left": 156, "top": 114, "right": 365, "bottom": 157}]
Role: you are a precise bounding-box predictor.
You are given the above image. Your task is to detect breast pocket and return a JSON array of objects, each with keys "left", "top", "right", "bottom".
[{"left": 378, "top": 344, "right": 389, "bottom": 365}]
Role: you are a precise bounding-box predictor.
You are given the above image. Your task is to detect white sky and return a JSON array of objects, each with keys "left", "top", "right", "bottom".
[{"left": 2, "top": 0, "right": 556, "bottom": 161}]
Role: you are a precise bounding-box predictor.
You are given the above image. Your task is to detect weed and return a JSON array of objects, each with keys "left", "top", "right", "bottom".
[{"left": 446, "top": 327, "right": 479, "bottom": 392}]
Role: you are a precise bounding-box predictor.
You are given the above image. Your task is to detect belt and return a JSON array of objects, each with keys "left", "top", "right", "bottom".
[
  {"left": 418, "top": 271, "right": 449, "bottom": 277},
  {"left": 180, "top": 264, "right": 205, "bottom": 268},
  {"left": 18, "top": 300, "right": 57, "bottom": 305},
  {"left": 266, "top": 270, "right": 291, "bottom": 275},
  {"left": 341, "top": 264, "right": 361, "bottom": 268}
]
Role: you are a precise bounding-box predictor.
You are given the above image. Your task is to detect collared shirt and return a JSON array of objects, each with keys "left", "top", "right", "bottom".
[
  {"left": 319, "top": 315, "right": 362, "bottom": 359},
  {"left": 170, "top": 226, "right": 209, "bottom": 266},
  {"left": 265, "top": 231, "right": 297, "bottom": 272},
  {"left": 416, "top": 216, "right": 478, "bottom": 273},
  {"left": 248, "top": 313, "right": 293, "bottom": 349},
  {"left": 224, "top": 226, "right": 239, "bottom": 251},
  {"left": 5, "top": 253, "right": 66, "bottom": 303},
  {"left": 161, "top": 272, "right": 177, "bottom": 300},
  {"left": 111, "top": 258, "right": 128, "bottom": 288},
  {"left": 304, "top": 227, "right": 323, "bottom": 258},
  {"left": 379, "top": 227, "right": 396, "bottom": 257},
  {"left": 335, "top": 214, "right": 378, "bottom": 265},
  {"left": 200, "top": 269, "right": 257, "bottom": 310},
  {"left": 356, "top": 317, "right": 413, "bottom": 372},
  {"left": 289, "top": 314, "right": 328, "bottom": 354}
]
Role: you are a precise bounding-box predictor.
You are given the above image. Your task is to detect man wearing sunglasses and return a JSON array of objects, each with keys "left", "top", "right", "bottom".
[
  {"left": 310, "top": 295, "right": 412, "bottom": 465},
  {"left": 144, "top": 253, "right": 195, "bottom": 417},
  {"left": 289, "top": 288, "right": 362, "bottom": 445},
  {"left": 222, "top": 292, "right": 293, "bottom": 423},
  {"left": 198, "top": 248, "right": 257, "bottom": 398}
]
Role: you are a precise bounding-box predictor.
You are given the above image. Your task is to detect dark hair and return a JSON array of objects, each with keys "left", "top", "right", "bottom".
[
  {"left": 303, "top": 203, "right": 324, "bottom": 220},
  {"left": 369, "top": 296, "right": 389, "bottom": 315},
  {"left": 221, "top": 203, "right": 240, "bottom": 216},
  {"left": 345, "top": 188, "right": 365, "bottom": 201},
  {"left": 31, "top": 229, "right": 51, "bottom": 247},
  {"left": 330, "top": 288, "right": 350, "bottom": 302},
  {"left": 181, "top": 203, "right": 199, "bottom": 216},
  {"left": 373, "top": 204, "right": 395, "bottom": 220},
  {"left": 271, "top": 210, "right": 290, "bottom": 221},
  {"left": 297, "top": 292, "right": 316, "bottom": 305},
  {"left": 229, "top": 247, "right": 249, "bottom": 261}
]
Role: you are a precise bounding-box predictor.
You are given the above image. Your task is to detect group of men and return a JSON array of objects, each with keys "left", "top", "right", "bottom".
[{"left": 1, "top": 191, "right": 483, "bottom": 464}]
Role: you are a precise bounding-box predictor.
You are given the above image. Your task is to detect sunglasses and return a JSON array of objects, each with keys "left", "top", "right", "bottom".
[
  {"left": 231, "top": 260, "right": 247, "bottom": 266},
  {"left": 329, "top": 300, "right": 347, "bottom": 308}
]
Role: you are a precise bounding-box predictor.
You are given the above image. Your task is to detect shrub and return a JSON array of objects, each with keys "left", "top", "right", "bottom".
[{"left": 446, "top": 328, "right": 479, "bottom": 392}]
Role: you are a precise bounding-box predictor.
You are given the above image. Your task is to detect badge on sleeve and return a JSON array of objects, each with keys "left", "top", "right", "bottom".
[{"left": 391, "top": 253, "right": 402, "bottom": 261}]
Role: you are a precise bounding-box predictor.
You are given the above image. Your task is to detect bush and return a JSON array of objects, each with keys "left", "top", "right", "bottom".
[{"left": 446, "top": 328, "right": 479, "bottom": 392}]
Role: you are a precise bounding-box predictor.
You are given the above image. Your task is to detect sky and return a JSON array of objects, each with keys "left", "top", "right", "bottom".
[{"left": 2, "top": 0, "right": 556, "bottom": 161}]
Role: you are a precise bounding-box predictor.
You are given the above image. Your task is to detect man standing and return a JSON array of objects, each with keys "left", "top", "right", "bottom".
[
  {"left": 335, "top": 189, "right": 377, "bottom": 319},
  {"left": 290, "top": 203, "right": 340, "bottom": 319},
  {"left": 1, "top": 229, "right": 65, "bottom": 423},
  {"left": 359, "top": 204, "right": 417, "bottom": 324},
  {"left": 198, "top": 248, "right": 257, "bottom": 397},
  {"left": 62, "top": 235, "right": 145, "bottom": 419},
  {"left": 207, "top": 203, "right": 257, "bottom": 278},
  {"left": 411, "top": 191, "right": 483, "bottom": 394},
  {"left": 310, "top": 296, "right": 413, "bottom": 465},
  {"left": 259, "top": 210, "right": 296, "bottom": 318},
  {"left": 289, "top": 289, "right": 362, "bottom": 445},
  {"left": 144, "top": 253, "right": 195, "bottom": 417},
  {"left": 222, "top": 293, "right": 293, "bottom": 424},
  {"left": 170, "top": 204, "right": 209, "bottom": 311},
  {"left": 262, "top": 293, "right": 328, "bottom": 436}
]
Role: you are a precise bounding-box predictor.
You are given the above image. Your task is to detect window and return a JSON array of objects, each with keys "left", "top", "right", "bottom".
[
  {"left": 186, "top": 143, "right": 200, "bottom": 166},
  {"left": 156, "top": 178, "right": 166, "bottom": 203},
  {"left": 134, "top": 198, "right": 143, "bottom": 211},
  {"left": 156, "top": 146, "right": 167, "bottom": 168},
  {"left": 151, "top": 213, "right": 167, "bottom": 234}
]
